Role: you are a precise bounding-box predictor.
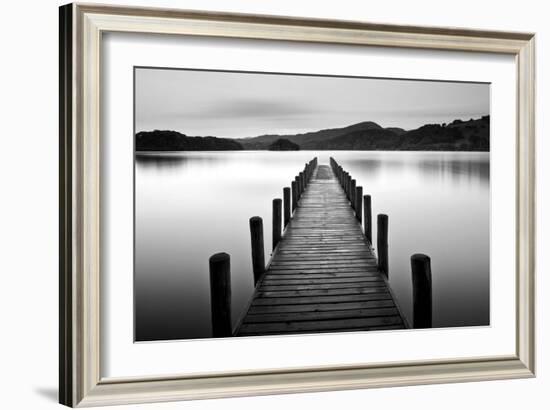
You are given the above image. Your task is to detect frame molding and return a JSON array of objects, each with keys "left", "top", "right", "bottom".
[{"left": 59, "top": 3, "right": 535, "bottom": 407}]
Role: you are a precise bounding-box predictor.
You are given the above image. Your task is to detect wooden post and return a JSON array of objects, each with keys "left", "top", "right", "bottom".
[
  {"left": 364, "top": 195, "right": 372, "bottom": 244},
  {"left": 272, "top": 198, "right": 282, "bottom": 250},
  {"left": 291, "top": 181, "right": 298, "bottom": 211},
  {"left": 345, "top": 173, "right": 350, "bottom": 196},
  {"left": 411, "top": 254, "right": 432, "bottom": 328},
  {"left": 377, "top": 214, "right": 389, "bottom": 276},
  {"left": 295, "top": 176, "right": 301, "bottom": 199},
  {"left": 209, "top": 252, "right": 232, "bottom": 337},
  {"left": 355, "top": 186, "right": 363, "bottom": 222},
  {"left": 344, "top": 171, "right": 347, "bottom": 188},
  {"left": 300, "top": 171, "right": 305, "bottom": 191},
  {"left": 343, "top": 173, "right": 347, "bottom": 194},
  {"left": 283, "top": 187, "right": 291, "bottom": 227},
  {"left": 350, "top": 179, "right": 356, "bottom": 208},
  {"left": 249, "top": 216, "right": 265, "bottom": 284}
]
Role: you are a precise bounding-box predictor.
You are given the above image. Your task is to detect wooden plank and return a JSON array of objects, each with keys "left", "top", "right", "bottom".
[
  {"left": 266, "top": 268, "right": 379, "bottom": 275},
  {"left": 243, "top": 307, "right": 399, "bottom": 324},
  {"left": 260, "top": 281, "right": 385, "bottom": 291},
  {"left": 262, "top": 277, "right": 384, "bottom": 286},
  {"left": 237, "top": 324, "right": 405, "bottom": 336},
  {"left": 238, "top": 315, "right": 404, "bottom": 333},
  {"left": 274, "top": 252, "right": 372, "bottom": 258},
  {"left": 247, "top": 299, "right": 397, "bottom": 314},
  {"left": 270, "top": 260, "right": 376, "bottom": 266},
  {"left": 256, "top": 287, "right": 388, "bottom": 298},
  {"left": 269, "top": 263, "right": 377, "bottom": 270},
  {"left": 276, "top": 247, "right": 369, "bottom": 251},
  {"left": 271, "top": 255, "right": 373, "bottom": 261},
  {"left": 251, "top": 293, "right": 393, "bottom": 306},
  {"left": 277, "top": 247, "right": 369, "bottom": 251},
  {"left": 263, "top": 272, "right": 381, "bottom": 280},
  {"left": 281, "top": 239, "right": 364, "bottom": 242},
  {"left": 272, "top": 257, "right": 375, "bottom": 263}
]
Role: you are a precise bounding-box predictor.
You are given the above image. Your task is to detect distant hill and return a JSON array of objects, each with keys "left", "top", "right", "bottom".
[
  {"left": 136, "top": 130, "right": 243, "bottom": 151},
  {"left": 385, "top": 127, "right": 407, "bottom": 136},
  {"left": 268, "top": 138, "right": 300, "bottom": 151},
  {"left": 135, "top": 116, "right": 489, "bottom": 152},
  {"left": 397, "top": 117, "right": 490, "bottom": 151},
  {"left": 237, "top": 121, "right": 385, "bottom": 150},
  {"left": 237, "top": 116, "right": 489, "bottom": 151},
  {"left": 313, "top": 127, "right": 403, "bottom": 150}
]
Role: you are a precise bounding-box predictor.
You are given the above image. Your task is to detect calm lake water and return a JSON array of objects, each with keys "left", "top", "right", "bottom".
[{"left": 135, "top": 151, "right": 489, "bottom": 341}]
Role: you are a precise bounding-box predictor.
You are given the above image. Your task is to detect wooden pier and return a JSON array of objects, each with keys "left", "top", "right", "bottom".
[
  {"left": 231, "top": 158, "right": 408, "bottom": 336},
  {"left": 207, "top": 157, "right": 434, "bottom": 337}
]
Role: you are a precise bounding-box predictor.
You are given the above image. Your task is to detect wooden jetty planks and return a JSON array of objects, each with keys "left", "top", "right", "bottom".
[{"left": 234, "top": 164, "right": 406, "bottom": 336}]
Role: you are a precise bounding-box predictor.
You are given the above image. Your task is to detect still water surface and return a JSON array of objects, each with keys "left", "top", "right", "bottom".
[{"left": 135, "top": 151, "right": 489, "bottom": 341}]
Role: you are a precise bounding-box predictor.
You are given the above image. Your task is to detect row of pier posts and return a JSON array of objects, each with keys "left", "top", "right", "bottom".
[
  {"left": 329, "top": 157, "right": 383, "bottom": 271},
  {"left": 329, "top": 157, "right": 432, "bottom": 329},
  {"left": 268, "top": 157, "right": 318, "bottom": 265},
  {"left": 209, "top": 157, "right": 318, "bottom": 337}
]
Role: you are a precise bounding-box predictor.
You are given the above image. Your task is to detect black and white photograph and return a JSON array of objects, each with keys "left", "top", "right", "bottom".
[{"left": 134, "top": 67, "right": 490, "bottom": 341}]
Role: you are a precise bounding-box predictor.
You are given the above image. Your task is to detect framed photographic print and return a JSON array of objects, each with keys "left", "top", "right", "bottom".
[{"left": 59, "top": 3, "right": 535, "bottom": 407}]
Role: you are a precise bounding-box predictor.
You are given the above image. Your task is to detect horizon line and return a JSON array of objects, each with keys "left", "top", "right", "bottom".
[{"left": 135, "top": 113, "right": 490, "bottom": 139}]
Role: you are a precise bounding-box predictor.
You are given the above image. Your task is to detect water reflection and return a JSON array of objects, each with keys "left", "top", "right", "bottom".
[
  {"left": 136, "top": 151, "right": 236, "bottom": 169},
  {"left": 346, "top": 158, "right": 383, "bottom": 177},
  {"left": 135, "top": 151, "right": 490, "bottom": 341},
  {"left": 136, "top": 153, "right": 188, "bottom": 169},
  {"left": 346, "top": 153, "right": 489, "bottom": 186},
  {"left": 418, "top": 158, "right": 489, "bottom": 184}
]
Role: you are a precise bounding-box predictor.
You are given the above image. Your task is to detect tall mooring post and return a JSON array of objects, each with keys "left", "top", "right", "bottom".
[
  {"left": 209, "top": 252, "right": 232, "bottom": 337},
  {"left": 411, "top": 253, "right": 433, "bottom": 328},
  {"left": 377, "top": 214, "right": 389, "bottom": 276},
  {"left": 249, "top": 216, "right": 265, "bottom": 284}
]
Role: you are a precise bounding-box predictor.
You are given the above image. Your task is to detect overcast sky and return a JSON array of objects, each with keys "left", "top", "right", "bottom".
[{"left": 135, "top": 68, "right": 489, "bottom": 138}]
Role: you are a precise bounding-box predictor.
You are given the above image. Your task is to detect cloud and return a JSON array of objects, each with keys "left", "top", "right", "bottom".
[
  {"left": 207, "top": 99, "right": 311, "bottom": 118},
  {"left": 153, "top": 98, "right": 319, "bottom": 122}
]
